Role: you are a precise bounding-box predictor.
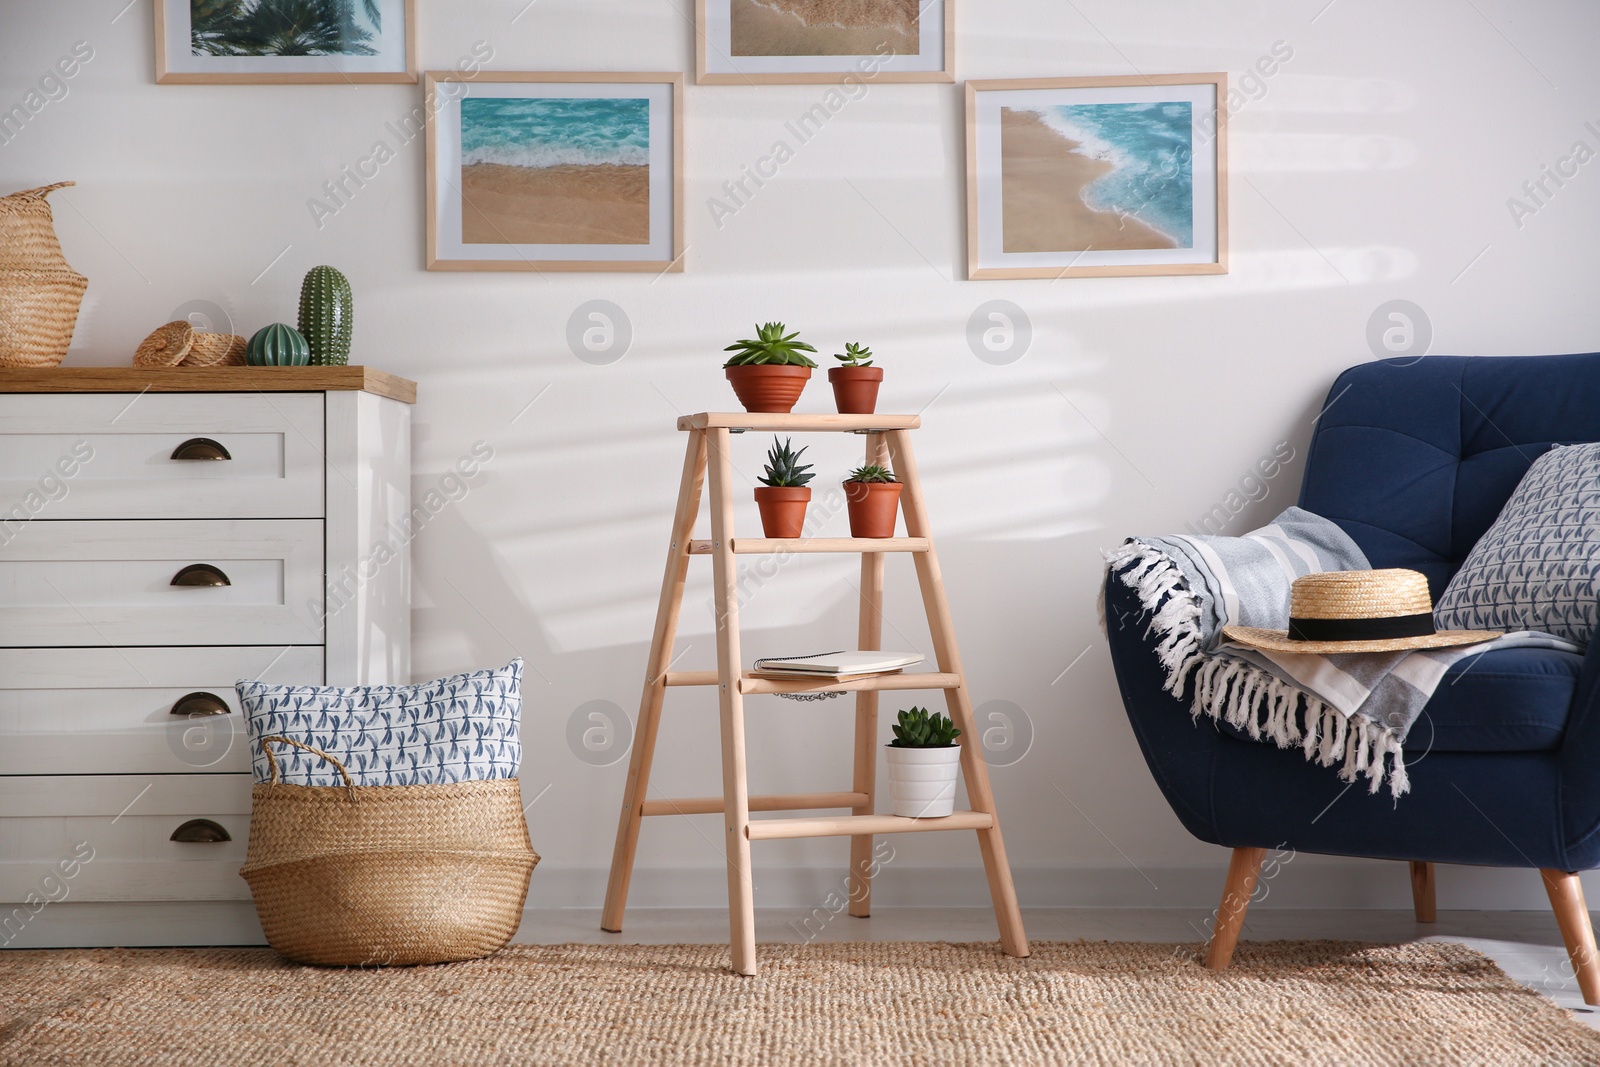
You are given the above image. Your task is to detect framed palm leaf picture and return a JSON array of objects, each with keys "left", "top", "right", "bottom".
[{"left": 156, "top": 0, "right": 417, "bottom": 84}]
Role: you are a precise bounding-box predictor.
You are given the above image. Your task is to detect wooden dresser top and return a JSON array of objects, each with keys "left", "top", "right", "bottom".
[{"left": 0, "top": 367, "right": 416, "bottom": 404}]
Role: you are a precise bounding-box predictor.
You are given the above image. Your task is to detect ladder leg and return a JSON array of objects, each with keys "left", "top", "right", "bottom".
[
  {"left": 888, "top": 429, "right": 1030, "bottom": 959},
  {"left": 849, "top": 431, "right": 889, "bottom": 918},
  {"left": 707, "top": 427, "right": 758, "bottom": 975},
  {"left": 602, "top": 430, "right": 707, "bottom": 933}
]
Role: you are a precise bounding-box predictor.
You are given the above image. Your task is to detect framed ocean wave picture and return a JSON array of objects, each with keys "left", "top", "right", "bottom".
[
  {"left": 156, "top": 0, "right": 416, "bottom": 84},
  {"left": 965, "top": 75, "right": 1228, "bottom": 279},
  {"left": 424, "top": 72, "right": 685, "bottom": 273},
  {"left": 697, "top": 0, "right": 953, "bottom": 84}
]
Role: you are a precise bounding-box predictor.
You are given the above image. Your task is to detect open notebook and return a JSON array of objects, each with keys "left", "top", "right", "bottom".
[{"left": 751, "top": 650, "right": 924, "bottom": 678}]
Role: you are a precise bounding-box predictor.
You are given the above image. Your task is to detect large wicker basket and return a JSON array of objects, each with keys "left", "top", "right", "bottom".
[
  {"left": 0, "top": 182, "right": 87, "bottom": 368},
  {"left": 241, "top": 737, "right": 539, "bottom": 967}
]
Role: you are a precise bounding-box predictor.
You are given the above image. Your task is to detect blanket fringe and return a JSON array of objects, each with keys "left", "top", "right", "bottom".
[{"left": 1106, "top": 540, "right": 1410, "bottom": 799}]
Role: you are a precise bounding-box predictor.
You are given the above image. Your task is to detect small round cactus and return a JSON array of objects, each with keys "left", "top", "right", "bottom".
[
  {"left": 297, "top": 265, "right": 353, "bottom": 366},
  {"left": 247, "top": 323, "right": 310, "bottom": 367}
]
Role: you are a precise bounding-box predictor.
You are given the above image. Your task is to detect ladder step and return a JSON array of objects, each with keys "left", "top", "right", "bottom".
[
  {"left": 688, "top": 537, "right": 930, "bottom": 555},
  {"left": 640, "top": 792, "right": 867, "bottom": 816},
  {"left": 662, "top": 671, "right": 963, "bottom": 694},
  {"left": 679, "top": 412, "right": 920, "bottom": 432},
  {"left": 746, "top": 810, "right": 995, "bottom": 841}
]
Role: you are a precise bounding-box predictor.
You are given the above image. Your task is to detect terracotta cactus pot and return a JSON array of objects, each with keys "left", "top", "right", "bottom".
[
  {"left": 828, "top": 366, "right": 883, "bottom": 415},
  {"left": 755, "top": 486, "right": 811, "bottom": 538},
  {"left": 844, "top": 480, "right": 902, "bottom": 538},
  {"left": 725, "top": 364, "right": 811, "bottom": 413}
]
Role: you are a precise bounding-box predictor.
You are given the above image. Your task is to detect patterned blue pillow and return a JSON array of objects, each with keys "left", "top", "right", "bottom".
[
  {"left": 1435, "top": 444, "right": 1600, "bottom": 645},
  {"left": 238, "top": 660, "right": 523, "bottom": 787}
]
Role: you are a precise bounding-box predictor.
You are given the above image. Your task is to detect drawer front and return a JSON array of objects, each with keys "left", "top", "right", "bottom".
[
  {"left": 0, "top": 393, "right": 323, "bottom": 520},
  {"left": 0, "top": 519, "right": 324, "bottom": 647},
  {"left": 0, "top": 646, "right": 324, "bottom": 775},
  {"left": 0, "top": 774, "right": 252, "bottom": 902}
]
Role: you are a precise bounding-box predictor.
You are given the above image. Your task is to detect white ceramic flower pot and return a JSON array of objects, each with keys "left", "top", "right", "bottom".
[{"left": 885, "top": 744, "right": 961, "bottom": 818}]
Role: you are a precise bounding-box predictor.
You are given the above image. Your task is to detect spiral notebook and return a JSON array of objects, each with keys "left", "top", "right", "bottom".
[{"left": 751, "top": 650, "right": 924, "bottom": 678}]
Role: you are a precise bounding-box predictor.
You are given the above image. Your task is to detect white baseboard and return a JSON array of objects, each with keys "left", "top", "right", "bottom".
[
  {"left": 3, "top": 862, "right": 1586, "bottom": 949},
  {"left": 529, "top": 860, "right": 1593, "bottom": 913},
  {"left": 1, "top": 901, "right": 265, "bottom": 949}
]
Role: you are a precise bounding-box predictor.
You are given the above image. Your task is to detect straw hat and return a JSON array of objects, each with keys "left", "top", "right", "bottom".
[
  {"left": 133, "top": 320, "right": 194, "bottom": 367},
  {"left": 1222, "top": 569, "right": 1501, "bottom": 654}
]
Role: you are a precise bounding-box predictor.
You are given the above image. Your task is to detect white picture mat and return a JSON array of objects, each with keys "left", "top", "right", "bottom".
[
  {"left": 162, "top": 0, "right": 409, "bottom": 74},
  {"left": 703, "top": 0, "right": 944, "bottom": 74},
  {"left": 433, "top": 81, "right": 675, "bottom": 263},
  {"left": 973, "top": 83, "right": 1220, "bottom": 271}
]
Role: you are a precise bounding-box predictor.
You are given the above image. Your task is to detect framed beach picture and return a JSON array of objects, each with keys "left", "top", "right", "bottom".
[
  {"left": 156, "top": 0, "right": 417, "bottom": 84},
  {"left": 424, "top": 73, "right": 685, "bottom": 273},
  {"left": 696, "top": 0, "right": 953, "bottom": 84},
  {"left": 965, "top": 75, "right": 1228, "bottom": 280}
]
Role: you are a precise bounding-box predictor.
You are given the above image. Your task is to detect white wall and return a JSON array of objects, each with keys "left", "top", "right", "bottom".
[{"left": 5, "top": 0, "right": 1600, "bottom": 913}]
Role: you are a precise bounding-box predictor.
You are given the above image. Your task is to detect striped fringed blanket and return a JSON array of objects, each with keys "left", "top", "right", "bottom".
[{"left": 1103, "top": 507, "right": 1579, "bottom": 798}]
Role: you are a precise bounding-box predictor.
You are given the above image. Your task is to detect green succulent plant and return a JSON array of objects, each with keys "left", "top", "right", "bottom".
[
  {"left": 834, "top": 342, "right": 874, "bottom": 368},
  {"left": 723, "top": 322, "right": 819, "bottom": 368},
  {"left": 845, "top": 464, "right": 897, "bottom": 484},
  {"left": 759, "top": 437, "right": 815, "bottom": 488},
  {"left": 891, "top": 706, "right": 961, "bottom": 748}
]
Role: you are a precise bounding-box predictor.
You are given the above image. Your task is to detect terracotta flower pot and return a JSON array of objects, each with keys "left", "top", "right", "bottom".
[
  {"left": 828, "top": 366, "right": 883, "bottom": 415},
  {"left": 725, "top": 365, "right": 812, "bottom": 414},
  {"left": 755, "top": 485, "right": 811, "bottom": 538},
  {"left": 844, "top": 480, "right": 902, "bottom": 538}
]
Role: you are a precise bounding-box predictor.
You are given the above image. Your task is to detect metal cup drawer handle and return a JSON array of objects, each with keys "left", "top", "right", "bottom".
[
  {"left": 170, "top": 691, "right": 230, "bottom": 717},
  {"left": 170, "top": 819, "right": 231, "bottom": 843},
  {"left": 170, "top": 438, "right": 232, "bottom": 461},
  {"left": 170, "top": 563, "right": 231, "bottom": 587}
]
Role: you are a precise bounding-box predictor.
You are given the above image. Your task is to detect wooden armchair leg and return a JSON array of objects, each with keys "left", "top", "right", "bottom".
[
  {"left": 1204, "top": 847, "right": 1267, "bottom": 971},
  {"left": 1542, "top": 869, "right": 1600, "bottom": 1006},
  {"left": 1409, "top": 861, "right": 1436, "bottom": 923}
]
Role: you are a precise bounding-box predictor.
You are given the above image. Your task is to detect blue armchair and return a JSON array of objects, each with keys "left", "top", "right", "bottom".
[{"left": 1105, "top": 353, "right": 1600, "bottom": 1002}]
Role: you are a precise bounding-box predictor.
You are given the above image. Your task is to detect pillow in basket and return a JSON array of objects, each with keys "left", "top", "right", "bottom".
[
  {"left": 238, "top": 659, "right": 523, "bottom": 787},
  {"left": 1435, "top": 443, "right": 1600, "bottom": 645}
]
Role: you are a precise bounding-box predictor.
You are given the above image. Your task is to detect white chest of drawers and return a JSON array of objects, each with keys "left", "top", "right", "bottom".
[{"left": 0, "top": 368, "right": 414, "bottom": 948}]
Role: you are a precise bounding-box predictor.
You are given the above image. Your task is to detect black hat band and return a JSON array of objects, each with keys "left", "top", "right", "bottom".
[{"left": 1286, "top": 613, "right": 1437, "bottom": 643}]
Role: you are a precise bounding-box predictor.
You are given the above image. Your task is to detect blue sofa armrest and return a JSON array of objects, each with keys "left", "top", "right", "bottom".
[
  {"left": 1103, "top": 567, "right": 1225, "bottom": 845},
  {"left": 1558, "top": 636, "right": 1600, "bottom": 859}
]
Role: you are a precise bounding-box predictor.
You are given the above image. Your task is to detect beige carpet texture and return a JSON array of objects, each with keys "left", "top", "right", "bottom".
[{"left": 2, "top": 940, "right": 1596, "bottom": 1066}]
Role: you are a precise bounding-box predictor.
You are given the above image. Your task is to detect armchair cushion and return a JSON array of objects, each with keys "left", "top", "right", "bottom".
[{"left": 1390, "top": 646, "right": 1581, "bottom": 753}]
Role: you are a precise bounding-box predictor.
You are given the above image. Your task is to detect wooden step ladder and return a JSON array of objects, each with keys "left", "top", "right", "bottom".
[{"left": 600, "top": 412, "right": 1030, "bottom": 975}]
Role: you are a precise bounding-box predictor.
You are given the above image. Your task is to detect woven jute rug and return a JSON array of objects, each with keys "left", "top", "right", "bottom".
[{"left": 2, "top": 940, "right": 1595, "bottom": 1066}]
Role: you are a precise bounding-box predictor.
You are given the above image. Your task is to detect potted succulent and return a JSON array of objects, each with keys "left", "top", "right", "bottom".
[
  {"left": 755, "top": 437, "right": 814, "bottom": 538},
  {"left": 843, "top": 464, "right": 902, "bottom": 538},
  {"left": 886, "top": 707, "right": 962, "bottom": 818},
  {"left": 829, "top": 342, "right": 882, "bottom": 415},
  {"left": 723, "top": 322, "right": 818, "bottom": 413}
]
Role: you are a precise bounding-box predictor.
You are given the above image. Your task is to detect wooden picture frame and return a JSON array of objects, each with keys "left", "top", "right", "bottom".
[
  {"left": 424, "top": 72, "right": 685, "bottom": 274},
  {"left": 156, "top": 0, "right": 418, "bottom": 85},
  {"left": 965, "top": 74, "right": 1229, "bottom": 280},
  {"left": 696, "top": 0, "right": 954, "bottom": 85}
]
